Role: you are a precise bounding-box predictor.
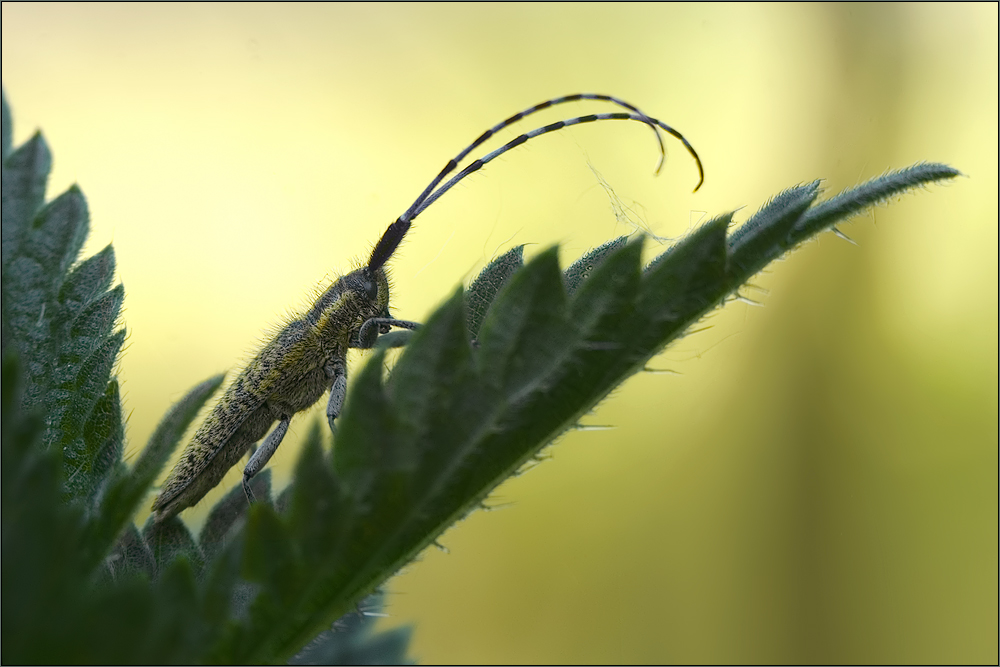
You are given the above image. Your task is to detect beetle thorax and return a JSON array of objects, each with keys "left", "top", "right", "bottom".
[{"left": 306, "top": 267, "right": 389, "bottom": 347}]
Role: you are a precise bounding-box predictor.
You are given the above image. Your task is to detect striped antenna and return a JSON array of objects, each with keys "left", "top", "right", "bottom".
[
  {"left": 399, "top": 93, "right": 667, "bottom": 225},
  {"left": 413, "top": 112, "right": 703, "bottom": 220},
  {"left": 368, "top": 95, "right": 703, "bottom": 272}
]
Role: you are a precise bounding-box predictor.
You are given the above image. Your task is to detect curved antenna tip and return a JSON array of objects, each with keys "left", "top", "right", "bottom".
[{"left": 691, "top": 157, "right": 705, "bottom": 192}]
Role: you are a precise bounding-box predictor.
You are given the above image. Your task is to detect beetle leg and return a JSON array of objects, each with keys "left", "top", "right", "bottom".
[
  {"left": 355, "top": 317, "right": 420, "bottom": 349},
  {"left": 243, "top": 415, "right": 290, "bottom": 505},
  {"left": 325, "top": 355, "right": 348, "bottom": 434}
]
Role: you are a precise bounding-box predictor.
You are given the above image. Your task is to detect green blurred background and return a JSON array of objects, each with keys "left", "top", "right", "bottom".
[{"left": 3, "top": 4, "right": 996, "bottom": 664}]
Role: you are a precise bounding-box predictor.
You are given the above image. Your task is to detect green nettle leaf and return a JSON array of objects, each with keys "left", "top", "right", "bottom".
[
  {"left": 289, "top": 593, "right": 415, "bottom": 666},
  {"left": 200, "top": 468, "right": 272, "bottom": 561},
  {"left": 1, "top": 89, "right": 11, "bottom": 161},
  {"left": 83, "top": 372, "right": 226, "bottom": 573},
  {"left": 103, "top": 523, "right": 156, "bottom": 583},
  {"left": 0, "top": 88, "right": 959, "bottom": 665},
  {"left": 58, "top": 244, "right": 117, "bottom": 324},
  {"left": 63, "top": 282, "right": 124, "bottom": 361},
  {"left": 563, "top": 235, "right": 628, "bottom": 296},
  {"left": 67, "top": 378, "right": 124, "bottom": 508},
  {"left": 143, "top": 515, "right": 206, "bottom": 576},
  {"left": 465, "top": 244, "right": 524, "bottom": 339},
  {"left": 54, "top": 330, "right": 125, "bottom": 481},
  {"left": 0, "top": 132, "right": 50, "bottom": 274}
]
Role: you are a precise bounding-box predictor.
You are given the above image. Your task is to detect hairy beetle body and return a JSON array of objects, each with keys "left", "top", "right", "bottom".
[{"left": 153, "top": 267, "right": 391, "bottom": 521}]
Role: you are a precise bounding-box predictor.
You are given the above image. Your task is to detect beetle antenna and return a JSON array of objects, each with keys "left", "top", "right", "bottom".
[
  {"left": 404, "top": 94, "right": 667, "bottom": 224},
  {"left": 413, "top": 112, "right": 703, "bottom": 221},
  {"left": 368, "top": 95, "right": 702, "bottom": 272}
]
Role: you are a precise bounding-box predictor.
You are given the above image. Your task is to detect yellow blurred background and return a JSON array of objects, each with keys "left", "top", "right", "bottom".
[{"left": 3, "top": 4, "right": 996, "bottom": 663}]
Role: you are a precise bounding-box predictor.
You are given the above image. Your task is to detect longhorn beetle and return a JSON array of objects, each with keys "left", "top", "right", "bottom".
[{"left": 151, "top": 93, "right": 704, "bottom": 522}]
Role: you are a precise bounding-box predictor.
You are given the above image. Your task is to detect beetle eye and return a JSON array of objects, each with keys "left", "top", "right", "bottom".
[{"left": 361, "top": 277, "right": 378, "bottom": 302}]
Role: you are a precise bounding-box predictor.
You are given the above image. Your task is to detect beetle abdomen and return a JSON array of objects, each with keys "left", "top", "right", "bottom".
[
  {"left": 152, "top": 402, "right": 276, "bottom": 520},
  {"left": 152, "top": 316, "right": 340, "bottom": 520}
]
